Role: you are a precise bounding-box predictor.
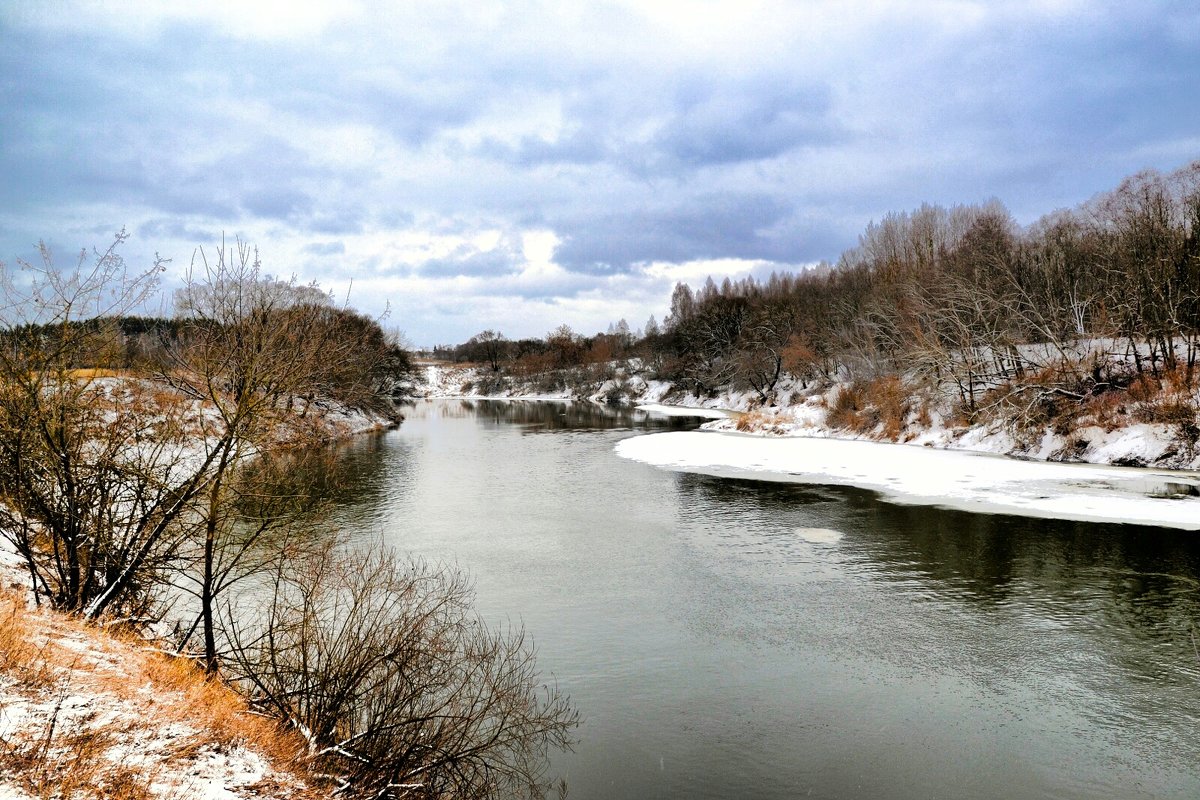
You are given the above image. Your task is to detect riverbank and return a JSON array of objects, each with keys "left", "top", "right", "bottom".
[
  {"left": 418, "top": 362, "right": 1200, "bottom": 529},
  {"left": 615, "top": 429, "right": 1200, "bottom": 530},
  {"left": 420, "top": 362, "right": 1200, "bottom": 471},
  {"left": 0, "top": 546, "right": 320, "bottom": 799},
  {"left": 0, "top": 381, "right": 401, "bottom": 798},
  {"left": 226, "top": 397, "right": 1200, "bottom": 800}
]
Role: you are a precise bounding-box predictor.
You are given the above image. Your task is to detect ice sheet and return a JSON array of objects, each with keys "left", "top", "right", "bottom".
[{"left": 615, "top": 431, "right": 1200, "bottom": 530}]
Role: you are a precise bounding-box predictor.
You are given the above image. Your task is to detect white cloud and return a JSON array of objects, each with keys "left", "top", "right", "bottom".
[
  {"left": 3, "top": 0, "right": 1196, "bottom": 344},
  {"left": 11, "top": 0, "right": 362, "bottom": 39}
]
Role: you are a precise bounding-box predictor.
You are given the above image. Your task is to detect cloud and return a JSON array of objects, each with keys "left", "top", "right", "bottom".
[
  {"left": 416, "top": 239, "right": 525, "bottom": 279},
  {"left": 648, "top": 77, "right": 843, "bottom": 168},
  {"left": 551, "top": 193, "right": 798, "bottom": 274},
  {"left": 2, "top": 1, "right": 1197, "bottom": 344},
  {"left": 477, "top": 129, "right": 609, "bottom": 168},
  {"left": 302, "top": 241, "right": 346, "bottom": 256},
  {"left": 137, "top": 219, "right": 218, "bottom": 243}
]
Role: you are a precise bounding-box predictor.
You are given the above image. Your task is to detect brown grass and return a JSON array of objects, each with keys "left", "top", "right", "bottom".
[
  {"left": 0, "top": 588, "right": 319, "bottom": 799},
  {"left": 1126, "top": 373, "right": 1158, "bottom": 403},
  {"left": 825, "top": 383, "right": 864, "bottom": 431},
  {"left": 734, "top": 411, "right": 767, "bottom": 432},
  {"left": 733, "top": 410, "right": 791, "bottom": 434},
  {"left": 869, "top": 375, "right": 908, "bottom": 440},
  {"left": 67, "top": 369, "right": 126, "bottom": 380},
  {"left": 0, "top": 596, "right": 53, "bottom": 689},
  {"left": 1, "top": 699, "right": 156, "bottom": 800},
  {"left": 1085, "top": 390, "right": 1130, "bottom": 432},
  {"left": 826, "top": 377, "right": 911, "bottom": 440}
]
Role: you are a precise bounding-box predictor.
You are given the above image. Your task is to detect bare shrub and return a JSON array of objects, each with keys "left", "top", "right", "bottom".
[
  {"left": 0, "top": 233, "right": 208, "bottom": 620},
  {"left": 1126, "top": 373, "right": 1158, "bottom": 403},
  {"left": 825, "top": 378, "right": 910, "bottom": 439},
  {"left": 1085, "top": 390, "right": 1130, "bottom": 433},
  {"left": 220, "top": 544, "right": 579, "bottom": 799},
  {"left": 825, "top": 383, "right": 864, "bottom": 430},
  {"left": 868, "top": 375, "right": 908, "bottom": 439},
  {"left": 1138, "top": 397, "right": 1200, "bottom": 438}
]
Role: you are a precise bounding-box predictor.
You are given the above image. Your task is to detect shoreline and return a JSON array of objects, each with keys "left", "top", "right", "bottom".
[
  {"left": 614, "top": 428, "right": 1200, "bottom": 531},
  {"left": 413, "top": 368, "right": 1200, "bottom": 530}
]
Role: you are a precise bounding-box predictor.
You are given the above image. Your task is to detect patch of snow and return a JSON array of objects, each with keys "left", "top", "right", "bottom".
[
  {"left": 636, "top": 403, "right": 734, "bottom": 419},
  {"left": 615, "top": 430, "right": 1200, "bottom": 530}
]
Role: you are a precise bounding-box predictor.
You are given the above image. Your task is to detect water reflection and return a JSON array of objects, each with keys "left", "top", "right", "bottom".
[
  {"left": 674, "top": 470, "right": 1199, "bottom": 606},
  {"left": 289, "top": 400, "right": 1200, "bottom": 800},
  {"left": 449, "top": 398, "right": 712, "bottom": 432}
]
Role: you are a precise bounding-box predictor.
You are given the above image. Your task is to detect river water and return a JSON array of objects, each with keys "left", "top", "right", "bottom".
[{"left": 314, "top": 399, "right": 1200, "bottom": 799}]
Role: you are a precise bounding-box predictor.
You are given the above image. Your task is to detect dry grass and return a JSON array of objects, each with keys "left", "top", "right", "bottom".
[
  {"left": 734, "top": 410, "right": 790, "bottom": 434},
  {"left": 0, "top": 596, "right": 53, "bottom": 689},
  {"left": 825, "top": 377, "right": 912, "bottom": 440},
  {"left": 825, "top": 382, "right": 864, "bottom": 431},
  {"left": 969, "top": 362, "right": 1200, "bottom": 453},
  {"left": 67, "top": 369, "right": 126, "bottom": 380},
  {"left": 1, "top": 697, "right": 156, "bottom": 800},
  {"left": 0, "top": 588, "right": 320, "bottom": 799}
]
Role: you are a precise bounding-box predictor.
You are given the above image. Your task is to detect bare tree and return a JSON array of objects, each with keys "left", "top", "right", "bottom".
[
  {"left": 0, "top": 232, "right": 225, "bottom": 620},
  {"left": 220, "top": 543, "right": 579, "bottom": 800},
  {"left": 462, "top": 329, "right": 509, "bottom": 372},
  {"left": 166, "top": 239, "right": 393, "bottom": 672}
]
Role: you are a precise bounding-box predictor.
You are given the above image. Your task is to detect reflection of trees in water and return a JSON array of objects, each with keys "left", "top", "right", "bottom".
[
  {"left": 675, "top": 471, "right": 843, "bottom": 508},
  {"left": 258, "top": 430, "right": 403, "bottom": 511},
  {"left": 441, "top": 398, "right": 708, "bottom": 432},
  {"left": 673, "top": 471, "right": 1200, "bottom": 658}
]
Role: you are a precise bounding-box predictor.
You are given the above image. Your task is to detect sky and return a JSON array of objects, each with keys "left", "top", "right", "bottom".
[{"left": 2, "top": 1, "right": 1198, "bottom": 346}]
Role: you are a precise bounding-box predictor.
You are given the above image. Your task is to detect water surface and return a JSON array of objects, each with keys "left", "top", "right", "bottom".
[{"left": 312, "top": 399, "right": 1200, "bottom": 799}]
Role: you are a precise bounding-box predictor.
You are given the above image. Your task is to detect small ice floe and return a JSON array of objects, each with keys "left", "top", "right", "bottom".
[{"left": 795, "top": 527, "right": 843, "bottom": 544}]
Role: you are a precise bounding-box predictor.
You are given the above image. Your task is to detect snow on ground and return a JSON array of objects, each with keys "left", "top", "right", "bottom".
[
  {"left": 0, "top": 492, "right": 316, "bottom": 799},
  {"left": 615, "top": 430, "right": 1200, "bottom": 530},
  {"left": 416, "top": 361, "right": 572, "bottom": 401},
  {"left": 416, "top": 364, "right": 1200, "bottom": 526},
  {"left": 0, "top": 573, "right": 316, "bottom": 798},
  {"left": 0, "top": 376, "right": 395, "bottom": 799},
  {"left": 417, "top": 362, "right": 471, "bottom": 397}
]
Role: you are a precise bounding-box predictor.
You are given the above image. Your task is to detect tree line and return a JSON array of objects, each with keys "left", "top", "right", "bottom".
[{"left": 449, "top": 161, "right": 1200, "bottom": 434}]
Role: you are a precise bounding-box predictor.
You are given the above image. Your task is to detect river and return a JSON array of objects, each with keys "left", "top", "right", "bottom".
[{"left": 310, "top": 398, "right": 1200, "bottom": 799}]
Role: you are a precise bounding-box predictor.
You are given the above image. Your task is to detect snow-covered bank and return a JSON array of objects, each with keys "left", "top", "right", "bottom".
[
  {"left": 421, "top": 360, "right": 1200, "bottom": 526},
  {"left": 635, "top": 403, "right": 735, "bottom": 419},
  {"left": 0, "top": 379, "right": 398, "bottom": 799},
  {"left": 0, "top": 551, "right": 316, "bottom": 799},
  {"left": 422, "top": 362, "right": 1200, "bottom": 470},
  {"left": 615, "top": 431, "right": 1200, "bottom": 530}
]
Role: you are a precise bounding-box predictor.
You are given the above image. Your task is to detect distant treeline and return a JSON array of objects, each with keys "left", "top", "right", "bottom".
[
  {"left": 443, "top": 160, "right": 1200, "bottom": 412},
  {"left": 4, "top": 307, "right": 416, "bottom": 413}
]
